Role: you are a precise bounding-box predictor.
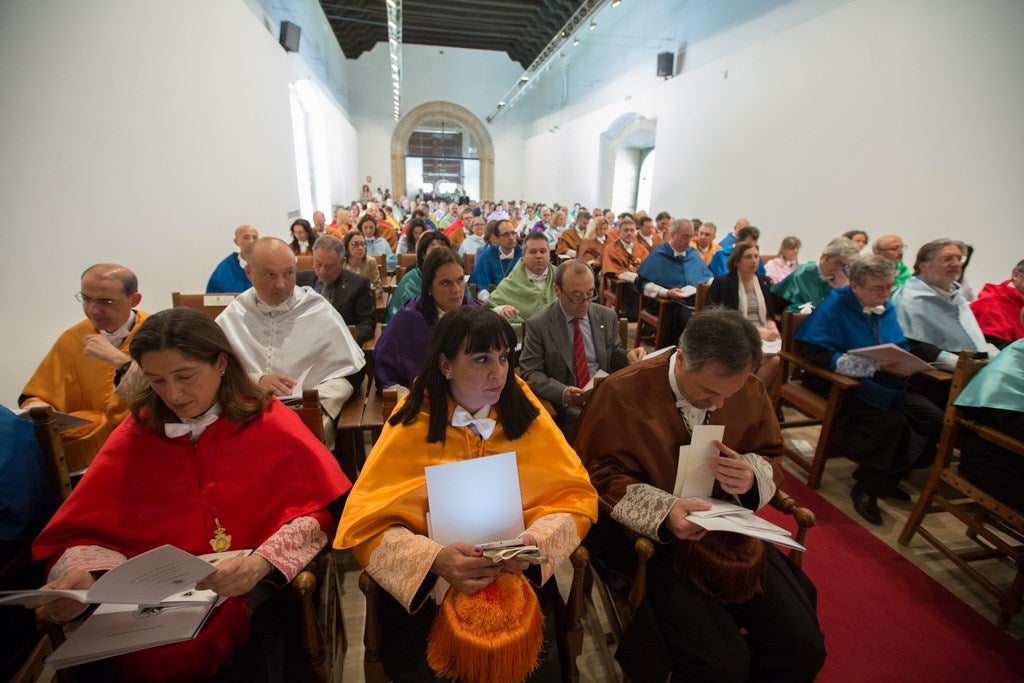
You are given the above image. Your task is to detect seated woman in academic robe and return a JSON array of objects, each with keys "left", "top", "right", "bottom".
[
  {"left": 384, "top": 232, "right": 452, "bottom": 323},
  {"left": 335, "top": 306, "right": 598, "bottom": 682},
  {"left": 31, "top": 307, "right": 350, "bottom": 681},
  {"left": 708, "top": 240, "right": 783, "bottom": 394},
  {"left": 374, "top": 247, "right": 476, "bottom": 391},
  {"left": 577, "top": 216, "right": 610, "bottom": 272}
]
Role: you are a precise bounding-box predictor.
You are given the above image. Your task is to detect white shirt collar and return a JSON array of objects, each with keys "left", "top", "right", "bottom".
[
  {"left": 99, "top": 311, "right": 136, "bottom": 346},
  {"left": 255, "top": 288, "right": 299, "bottom": 315}
]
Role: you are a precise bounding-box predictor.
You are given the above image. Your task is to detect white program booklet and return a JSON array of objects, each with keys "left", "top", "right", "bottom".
[
  {"left": 0, "top": 546, "right": 246, "bottom": 608},
  {"left": 673, "top": 425, "right": 725, "bottom": 499},
  {"left": 686, "top": 499, "right": 805, "bottom": 552},
  {"left": 849, "top": 343, "right": 933, "bottom": 374},
  {"left": 424, "top": 451, "right": 525, "bottom": 602}
]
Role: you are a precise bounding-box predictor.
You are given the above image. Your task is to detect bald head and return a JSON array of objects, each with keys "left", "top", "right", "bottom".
[
  {"left": 733, "top": 218, "right": 750, "bottom": 236},
  {"left": 872, "top": 235, "right": 905, "bottom": 263},
  {"left": 246, "top": 238, "right": 296, "bottom": 306},
  {"left": 233, "top": 225, "right": 259, "bottom": 260}
]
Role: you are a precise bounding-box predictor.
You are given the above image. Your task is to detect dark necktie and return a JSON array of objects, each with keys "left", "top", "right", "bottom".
[{"left": 572, "top": 317, "right": 590, "bottom": 389}]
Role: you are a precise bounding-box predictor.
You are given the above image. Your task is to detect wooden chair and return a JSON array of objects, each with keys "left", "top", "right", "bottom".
[
  {"left": 394, "top": 265, "right": 406, "bottom": 285},
  {"left": 358, "top": 395, "right": 592, "bottom": 682},
  {"left": 171, "top": 292, "right": 237, "bottom": 319},
  {"left": 462, "top": 251, "right": 475, "bottom": 278},
  {"left": 373, "top": 253, "right": 387, "bottom": 275},
  {"left": 587, "top": 488, "right": 815, "bottom": 679},
  {"left": 296, "top": 254, "right": 314, "bottom": 270},
  {"left": 600, "top": 273, "right": 625, "bottom": 318},
  {"left": 772, "top": 312, "right": 859, "bottom": 488},
  {"left": 760, "top": 253, "right": 776, "bottom": 266},
  {"left": 635, "top": 292, "right": 675, "bottom": 350},
  {"left": 898, "top": 352, "right": 1024, "bottom": 627},
  {"left": 694, "top": 281, "right": 711, "bottom": 312},
  {"left": 397, "top": 253, "right": 416, "bottom": 269}
]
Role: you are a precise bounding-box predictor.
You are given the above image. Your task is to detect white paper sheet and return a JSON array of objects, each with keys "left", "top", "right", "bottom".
[{"left": 672, "top": 425, "right": 725, "bottom": 498}]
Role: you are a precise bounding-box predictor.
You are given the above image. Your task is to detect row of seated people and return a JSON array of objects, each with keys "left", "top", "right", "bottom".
[{"left": 9, "top": 300, "right": 827, "bottom": 681}]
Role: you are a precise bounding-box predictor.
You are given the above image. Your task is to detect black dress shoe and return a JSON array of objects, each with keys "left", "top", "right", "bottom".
[
  {"left": 851, "top": 486, "right": 883, "bottom": 525},
  {"left": 884, "top": 486, "right": 912, "bottom": 502}
]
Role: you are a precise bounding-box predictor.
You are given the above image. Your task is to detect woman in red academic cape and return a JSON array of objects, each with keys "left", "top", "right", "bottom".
[{"left": 32, "top": 307, "right": 350, "bottom": 681}]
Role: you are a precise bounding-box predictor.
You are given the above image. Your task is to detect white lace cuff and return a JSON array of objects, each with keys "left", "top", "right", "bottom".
[
  {"left": 611, "top": 483, "right": 677, "bottom": 541},
  {"left": 522, "top": 513, "right": 580, "bottom": 585},
  {"left": 49, "top": 546, "right": 127, "bottom": 582},
  {"left": 365, "top": 527, "right": 444, "bottom": 611},
  {"left": 736, "top": 453, "right": 777, "bottom": 509},
  {"left": 255, "top": 516, "right": 328, "bottom": 584}
]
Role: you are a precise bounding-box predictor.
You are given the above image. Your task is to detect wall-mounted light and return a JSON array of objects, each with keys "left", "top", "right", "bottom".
[
  {"left": 572, "top": 37, "right": 580, "bottom": 47},
  {"left": 386, "top": 0, "right": 402, "bottom": 121},
  {"left": 612, "top": 0, "right": 621, "bottom": 7},
  {"left": 589, "top": 21, "right": 597, "bottom": 30}
]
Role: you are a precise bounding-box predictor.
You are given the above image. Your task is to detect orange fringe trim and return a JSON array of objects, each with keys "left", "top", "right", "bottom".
[
  {"left": 427, "top": 573, "right": 543, "bottom": 683},
  {"left": 675, "top": 531, "right": 765, "bottom": 604}
]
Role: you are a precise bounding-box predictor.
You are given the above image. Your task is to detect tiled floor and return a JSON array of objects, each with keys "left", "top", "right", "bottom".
[{"left": 334, "top": 418, "right": 1022, "bottom": 682}]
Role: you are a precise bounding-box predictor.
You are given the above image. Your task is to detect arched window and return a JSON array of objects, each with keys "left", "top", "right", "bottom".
[{"left": 404, "top": 119, "right": 480, "bottom": 200}]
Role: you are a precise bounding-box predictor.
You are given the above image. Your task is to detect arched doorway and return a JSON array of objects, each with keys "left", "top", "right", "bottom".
[
  {"left": 391, "top": 101, "right": 494, "bottom": 201},
  {"left": 597, "top": 113, "right": 657, "bottom": 213}
]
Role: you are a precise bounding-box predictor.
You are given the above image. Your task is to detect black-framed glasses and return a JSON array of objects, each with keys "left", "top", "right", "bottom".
[{"left": 561, "top": 289, "right": 596, "bottom": 303}]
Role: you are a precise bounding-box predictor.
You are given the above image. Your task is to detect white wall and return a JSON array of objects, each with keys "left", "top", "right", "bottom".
[
  {"left": 520, "top": 0, "right": 1023, "bottom": 287},
  {"left": 347, "top": 44, "right": 525, "bottom": 201},
  {"left": 0, "top": 0, "right": 357, "bottom": 402}
]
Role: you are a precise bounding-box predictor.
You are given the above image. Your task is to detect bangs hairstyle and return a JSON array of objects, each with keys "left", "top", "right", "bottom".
[
  {"left": 129, "top": 308, "right": 270, "bottom": 433},
  {"left": 389, "top": 307, "right": 540, "bottom": 443}
]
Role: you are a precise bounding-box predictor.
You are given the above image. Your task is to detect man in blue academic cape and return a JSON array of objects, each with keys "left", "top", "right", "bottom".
[
  {"left": 469, "top": 218, "right": 521, "bottom": 302},
  {"left": 206, "top": 224, "right": 258, "bottom": 293}
]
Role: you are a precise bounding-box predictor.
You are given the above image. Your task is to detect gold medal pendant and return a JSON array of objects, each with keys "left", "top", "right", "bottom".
[{"left": 209, "top": 518, "right": 232, "bottom": 552}]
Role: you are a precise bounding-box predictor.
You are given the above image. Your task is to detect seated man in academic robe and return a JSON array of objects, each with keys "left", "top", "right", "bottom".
[
  {"left": 892, "top": 239, "right": 994, "bottom": 371},
  {"left": 574, "top": 308, "right": 825, "bottom": 681},
  {"left": 635, "top": 219, "right": 713, "bottom": 345},
  {"left": 771, "top": 236, "right": 860, "bottom": 312},
  {"left": 216, "top": 238, "right": 365, "bottom": 449},
  {"left": 206, "top": 224, "right": 258, "bottom": 293},
  {"left": 296, "top": 234, "right": 376, "bottom": 346},
  {"left": 796, "top": 256, "right": 944, "bottom": 524},
  {"left": 520, "top": 260, "right": 645, "bottom": 436},
  {"left": 20, "top": 263, "right": 149, "bottom": 471},
  {"left": 601, "top": 217, "right": 649, "bottom": 321},
  {"left": 970, "top": 258, "right": 1024, "bottom": 348},
  {"left": 556, "top": 210, "right": 590, "bottom": 258},
  {"left": 488, "top": 232, "right": 558, "bottom": 329},
  {"left": 469, "top": 219, "right": 521, "bottom": 302}
]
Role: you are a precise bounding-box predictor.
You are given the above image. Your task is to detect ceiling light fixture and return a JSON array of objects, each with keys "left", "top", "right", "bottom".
[
  {"left": 486, "top": 0, "right": 605, "bottom": 124},
  {"left": 589, "top": 21, "right": 597, "bottom": 30},
  {"left": 612, "top": 0, "right": 621, "bottom": 7},
  {"left": 386, "top": 0, "right": 402, "bottom": 121}
]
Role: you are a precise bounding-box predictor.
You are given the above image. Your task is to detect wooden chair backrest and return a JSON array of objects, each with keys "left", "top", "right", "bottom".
[
  {"left": 172, "top": 292, "right": 237, "bottom": 319},
  {"left": 617, "top": 317, "right": 629, "bottom": 347},
  {"left": 395, "top": 265, "right": 406, "bottom": 284},
  {"left": 289, "top": 389, "right": 324, "bottom": 443},
  {"left": 760, "top": 253, "right": 776, "bottom": 266},
  {"left": 397, "top": 253, "right": 417, "bottom": 269},
  {"left": 463, "top": 252, "right": 475, "bottom": 276},
  {"left": 29, "top": 405, "right": 72, "bottom": 502},
  {"left": 694, "top": 282, "right": 711, "bottom": 312},
  {"left": 373, "top": 253, "right": 387, "bottom": 274},
  {"left": 780, "top": 311, "right": 809, "bottom": 355},
  {"left": 946, "top": 352, "right": 987, "bottom": 408},
  {"left": 296, "top": 254, "right": 314, "bottom": 270}
]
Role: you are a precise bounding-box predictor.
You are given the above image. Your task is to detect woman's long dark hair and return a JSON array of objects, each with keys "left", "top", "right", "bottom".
[
  {"left": 289, "top": 219, "right": 313, "bottom": 254},
  {"left": 417, "top": 247, "right": 468, "bottom": 326},
  {"left": 128, "top": 308, "right": 270, "bottom": 433},
  {"left": 389, "top": 307, "right": 540, "bottom": 443}
]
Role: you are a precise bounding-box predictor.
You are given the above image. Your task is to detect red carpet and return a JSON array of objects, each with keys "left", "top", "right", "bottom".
[{"left": 760, "top": 472, "right": 1024, "bottom": 681}]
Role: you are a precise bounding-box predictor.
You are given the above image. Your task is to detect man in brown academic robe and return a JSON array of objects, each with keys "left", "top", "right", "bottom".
[{"left": 574, "top": 308, "right": 825, "bottom": 682}]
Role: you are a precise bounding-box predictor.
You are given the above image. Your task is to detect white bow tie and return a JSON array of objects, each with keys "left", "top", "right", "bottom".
[
  {"left": 451, "top": 406, "right": 496, "bottom": 439},
  {"left": 165, "top": 413, "right": 219, "bottom": 441},
  {"left": 675, "top": 399, "right": 711, "bottom": 432},
  {"left": 862, "top": 305, "right": 885, "bottom": 315}
]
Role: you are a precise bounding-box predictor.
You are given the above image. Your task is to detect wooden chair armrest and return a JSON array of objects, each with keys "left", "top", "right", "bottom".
[
  {"left": 358, "top": 571, "right": 387, "bottom": 683},
  {"left": 778, "top": 351, "right": 860, "bottom": 390},
  {"left": 768, "top": 487, "right": 815, "bottom": 568},
  {"left": 291, "top": 568, "right": 326, "bottom": 675},
  {"left": 629, "top": 536, "right": 656, "bottom": 610},
  {"left": 919, "top": 368, "right": 953, "bottom": 382}
]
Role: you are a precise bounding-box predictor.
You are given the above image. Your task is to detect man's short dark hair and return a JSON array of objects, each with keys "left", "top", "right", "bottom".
[
  {"left": 523, "top": 231, "right": 549, "bottom": 248},
  {"left": 736, "top": 226, "right": 760, "bottom": 243},
  {"left": 679, "top": 308, "right": 762, "bottom": 375}
]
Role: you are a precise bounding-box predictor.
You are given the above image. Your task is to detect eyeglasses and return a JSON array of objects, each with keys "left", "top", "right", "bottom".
[
  {"left": 561, "top": 289, "right": 596, "bottom": 303},
  {"left": 75, "top": 292, "right": 124, "bottom": 308},
  {"left": 498, "top": 231, "right": 516, "bottom": 238},
  {"left": 857, "top": 284, "right": 893, "bottom": 295},
  {"left": 933, "top": 254, "right": 967, "bottom": 265}
]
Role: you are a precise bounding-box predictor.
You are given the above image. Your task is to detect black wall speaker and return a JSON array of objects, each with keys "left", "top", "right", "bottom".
[
  {"left": 657, "top": 51, "right": 674, "bottom": 78},
  {"left": 280, "top": 21, "right": 301, "bottom": 53}
]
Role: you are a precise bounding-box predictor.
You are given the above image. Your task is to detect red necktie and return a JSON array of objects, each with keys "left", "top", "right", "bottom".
[{"left": 572, "top": 317, "right": 590, "bottom": 389}]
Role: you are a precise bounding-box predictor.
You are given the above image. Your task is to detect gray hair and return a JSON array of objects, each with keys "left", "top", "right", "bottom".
[
  {"left": 679, "top": 308, "right": 762, "bottom": 375},
  {"left": 669, "top": 218, "right": 693, "bottom": 236},
  {"left": 848, "top": 255, "right": 896, "bottom": 285},
  {"left": 554, "top": 259, "right": 594, "bottom": 288},
  {"left": 822, "top": 237, "right": 860, "bottom": 260},
  {"left": 312, "top": 234, "right": 345, "bottom": 259},
  {"left": 912, "top": 238, "right": 960, "bottom": 275},
  {"left": 1013, "top": 258, "right": 1024, "bottom": 275}
]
